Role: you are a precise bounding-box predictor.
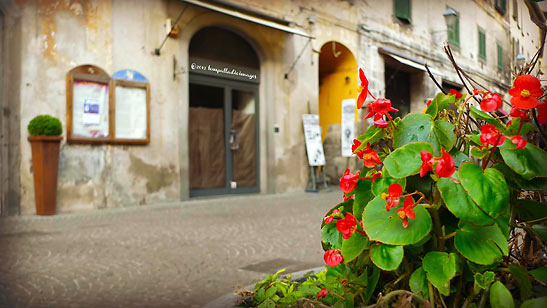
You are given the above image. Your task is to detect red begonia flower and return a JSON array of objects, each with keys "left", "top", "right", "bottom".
[
  {"left": 324, "top": 249, "right": 344, "bottom": 267},
  {"left": 352, "top": 139, "right": 364, "bottom": 159},
  {"left": 357, "top": 68, "right": 369, "bottom": 109},
  {"left": 317, "top": 288, "right": 330, "bottom": 299},
  {"left": 365, "top": 98, "right": 399, "bottom": 119},
  {"left": 339, "top": 168, "right": 360, "bottom": 193},
  {"left": 510, "top": 106, "right": 529, "bottom": 122},
  {"left": 449, "top": 89, "right": 463, "bottom": 98},
  {"left": 397, "top": 196, "right": 416, "bottom": 228},
  {"left": 324, "top": 216, "right": 334, "bottom": 224},
  {"left": 509, "top": 75, "right": 544, "bottom": 109},
  {"left": 426, "top": 100, "right": 432, "bottom": 107},
  {"left": 480, "top": 92, "right": 502, "bottom": 112},
  {"left": 373, "top": 114, "right": 389, "bottom": 128},
  {"left": 343, "top": 194, "right": 353, "bottom": 202},
  {"left": 537, "top": 101, "right": 547, "bottom": 125},
  {"left": 382, "top": 184, "right": 403, "bottom": 211},
  {"left": 420, "top": 151, "right": 434, "bottom": 177},
  {"left": 371, "top": 171, "right": 382, "bottom": 183},
  {"left": 473, "top": 88, "right": 482, "bottom": 95},
  {"left": 435, "top": 148, "right": 456, "bottom": 178},
  {"left": 336, "top": 214, "right": 357, "bottom": 239},
  {"left": 361, "top": 143, "right": 382, "bottom": 168},
  {"left": 480, "top": 124, "right": 505, "bottom": 146},
  {"left": 511, "top": 136, "right": 527, "bottom": 149}
]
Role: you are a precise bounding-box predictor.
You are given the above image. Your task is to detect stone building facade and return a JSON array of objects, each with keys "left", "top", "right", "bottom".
[{"left": 0, "top": 0, "right": 544, "bottom": 215}]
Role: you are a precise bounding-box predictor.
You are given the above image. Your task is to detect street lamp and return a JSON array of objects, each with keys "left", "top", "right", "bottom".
[
  {"left": 516, "top": 54, "right": 526, "bottom": 68},
  {"left": 443, "top": 8, "right": 458, "bottom": 28}
]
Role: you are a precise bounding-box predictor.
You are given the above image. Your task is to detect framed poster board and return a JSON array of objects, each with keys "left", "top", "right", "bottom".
[
  {"left": 66, "top": 65, "right": 112, "bottom": 143},
  {"left": 112, "top": 79, "right": 150, "bottom": 144},
  {"left": 66, "top": 66, "right": 150, "bottom": 145}
]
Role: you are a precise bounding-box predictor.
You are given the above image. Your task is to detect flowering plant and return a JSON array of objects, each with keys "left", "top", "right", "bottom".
[
  {"left": 246, "top": 48, "right": 546, "bottom": 307},
  {"left": 314, "top": 66, "right": 547, "bottom": 307}
]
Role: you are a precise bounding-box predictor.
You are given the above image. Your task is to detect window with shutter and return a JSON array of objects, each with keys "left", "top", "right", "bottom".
[
  {"left": 394, "top": 0, "right": 411, "bottom": 23},
  {"left": 447, "top": 8, "right": 460, "bottom": 47},
  {"left": 497, "top": 43, "right": 503, "bottom": 69},
  {"left": 479, "top": 29, "right": 486, "bottom": 61}
]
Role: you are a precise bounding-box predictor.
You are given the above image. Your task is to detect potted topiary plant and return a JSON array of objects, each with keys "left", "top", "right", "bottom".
[{"left": 27, "top": 115, "right": 63, "bottom": 215}]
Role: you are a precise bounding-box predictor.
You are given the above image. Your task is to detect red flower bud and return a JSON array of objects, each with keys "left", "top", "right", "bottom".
[
  {"left": 324, "top": 249, "right": 344, "bottom": 267},
  {"left": 317, "top": 288, "right": 330, "bottom": 299},
  {"left": 449, "top": 89, "right": 463, "bottom": 98},
  {"left": 511, "top": 135, "right": 527, "bottom": 149}
]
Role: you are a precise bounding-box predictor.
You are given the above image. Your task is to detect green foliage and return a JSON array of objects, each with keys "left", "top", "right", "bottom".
[
  {"left": 490, "top": 281, "right": 515, "bottom": 308},
  {"left": 252, "top": 68, "right": 547, "bottom": 306},
  {"left": 27, "top": 115, "right": 62, "bottom": 136}
]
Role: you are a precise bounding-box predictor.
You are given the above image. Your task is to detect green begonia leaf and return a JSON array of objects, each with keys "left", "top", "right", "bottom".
[
  {"left": 369, "top": 243, "right": 403, "bottom": 271},
  {"left": 471, "top": 146, "right": 489, "bottom": 158},
  {"left": 529, "top": 267, "right": 547, "bottom": 282},
  {"left": 409, "top": 267, "right": 429, "bottom": 298},
  {"left": 474, "top": 271, "right": 495, "bottom": 292},
  {"left": 514, "top": 199, "right": 547, "bottom": 223},
  {"left": 322, "top": 222, "right": 343, "bottom": 249},
  {"left": 353, "top": 179, "right": 374, "bottom": 220},
  {"left": 505, "top": 117, "right": 537, "bottom": 136},
  {"left": 459, "top": 163, "right": 509, "bottom": 219},
  {"left": 383, "top": 142, "right": 434, "bottom": 178},
  {"left": 499, "top": 141, "right": 547, "bottom": 180},
  {"left": 363, "top": 196, "right": 432, "bottom": 245},
  {"left": 341, "top": 231, "right": 370, "bottom": 263},
  {"left": 490, "top": 281, "right": 514, "bottom": 308},
  {"left": 437, "top": 174, "right": 494, "bottom": 226},
  {"left": 422, "top": 251, "right": 458, "bottom": 296},
  {"left": 355, "top": 125, "right": 386, "bottom": 151},
  {"left": 493, "top": 163, "right": 547, "bottom": 191},
  {"left": 470, "top": 106, "right": 505, "bottom": 130},
  {"left": 454, "top": 222, "right": 508, "bottom": 265},
  {"left": 371, "top": 169, "right": 406, "bottom": 196},
  {"left": 532, "top": 225, "right": 547, "bottom": 241},
  {"left": 393, "top": 113, "right": 452, "bottom": 155},
  {"left": 508, "top": 264, "right": 532, "bottom": 300},
  {"left": 425, "top": 92, "right": 455, "bottom": 117},
  {"left": 449, "top": 149, "right": 471, "bottom": 167},
  {"left": 521, "top": 297, "right": 547, "bottom": 308},
  {"left": 433, "top": 120, "right": 456, "bottom": 151}
]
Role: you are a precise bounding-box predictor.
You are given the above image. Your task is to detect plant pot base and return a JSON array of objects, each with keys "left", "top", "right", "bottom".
[{"left": 28, "top": 136, "right": 62, "bottom": 216}]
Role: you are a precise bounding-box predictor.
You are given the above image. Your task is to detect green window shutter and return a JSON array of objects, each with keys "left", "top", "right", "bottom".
[
  {"left": 479, "top": 30, "right": 486, "bottom": 60},
  {"left": 497, "top": 44, "right": 503, "bottom": 69},
  {"left": 395, "top": 0, "right": 411, "bottom": 22},
  {"left": 447, "top": 10, "right": 460, "bottom": 47}
]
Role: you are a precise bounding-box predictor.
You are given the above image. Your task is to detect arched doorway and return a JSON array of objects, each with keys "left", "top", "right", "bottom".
[
  {"left": 188, "top": 27, "right": 260, "bottom": 197},
  {"left": 318, "top": 42, "right": 357, "bottom": 141}
]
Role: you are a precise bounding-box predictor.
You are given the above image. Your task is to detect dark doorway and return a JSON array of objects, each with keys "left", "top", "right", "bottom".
[
  {"left": 188, "top": 27, "right": 259, "bottom": 197},
  {"left": 385, "top": 65, "right": 411, "bottom": 119}
]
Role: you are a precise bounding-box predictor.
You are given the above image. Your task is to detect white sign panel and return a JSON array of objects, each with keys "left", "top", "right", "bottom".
[
  {"left": 302, "top": 114, "right": 326, "bottom": 166},
  {"left": 115, "top": 85, "right": 147, "bottom": 140},
  {"left": 341, "top": 99, "right": 356, "bottom": 157}
]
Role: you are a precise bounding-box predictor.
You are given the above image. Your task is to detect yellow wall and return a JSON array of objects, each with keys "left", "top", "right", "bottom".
[{"left": 318, "top": 42, "right": 357, "bottom": 140}]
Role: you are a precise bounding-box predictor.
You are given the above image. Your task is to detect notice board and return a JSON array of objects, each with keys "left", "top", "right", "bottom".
[{"left": 302, "top": 114, "right": 326, "bottom": 166}]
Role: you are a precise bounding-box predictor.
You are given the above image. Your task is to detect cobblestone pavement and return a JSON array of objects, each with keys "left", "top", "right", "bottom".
[{"left": 0, "top": 190, "right": 339, "bottom": 308}]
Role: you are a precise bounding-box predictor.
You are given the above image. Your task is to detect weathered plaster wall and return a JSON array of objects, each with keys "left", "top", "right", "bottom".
[{"left": 16, "top": 0, "right": 181, "bottom": 214}]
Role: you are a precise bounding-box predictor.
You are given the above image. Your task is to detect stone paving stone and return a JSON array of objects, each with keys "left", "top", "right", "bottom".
[{"left": 0, "top": 190, "right": 340, "bottom": 308}]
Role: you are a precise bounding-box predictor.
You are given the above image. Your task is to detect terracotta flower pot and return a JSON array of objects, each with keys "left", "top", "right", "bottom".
[{"left": 28, "top": 136, "right": 62, "bottom": 215}]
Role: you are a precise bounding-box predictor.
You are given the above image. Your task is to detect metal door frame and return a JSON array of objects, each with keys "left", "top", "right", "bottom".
[{"left": 189, "top": 73, "right": 260, "bottom": 197}]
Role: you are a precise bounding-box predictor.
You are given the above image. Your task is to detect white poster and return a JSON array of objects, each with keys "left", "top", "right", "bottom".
[
  {"left": 341, "top": 99, "right": 356, "bottom": 157},
  {"left": 302, "top": 114, "right": 326, "bottom": 166},
  {"left": 115, "top": 86, "right": 147, "bottom": 140},
  {"left": 72, "top": 81, "right": 109, "bottom": 138}
]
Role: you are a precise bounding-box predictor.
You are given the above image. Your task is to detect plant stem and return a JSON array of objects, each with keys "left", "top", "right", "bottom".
[
  {"left": 432, "top": 209, "right": 444, "bottom": 252},
  {"left": 441, "top": 232, "right": 456, "bottom": 240},
  {"left": 428, "top": 281, "right": 435, "bottom": 307},
  {"left": 363, "top": 290, "right": 429, "bottom": 308},
  {"left": 481, "top": 134, "right": 502, "bottom": 170}
]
